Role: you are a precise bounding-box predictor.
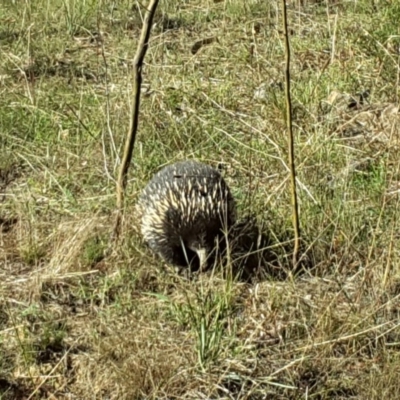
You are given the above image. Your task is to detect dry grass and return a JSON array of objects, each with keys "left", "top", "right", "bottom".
[{"left": 1, "top": 0, "right": 400, "bottom": 398}]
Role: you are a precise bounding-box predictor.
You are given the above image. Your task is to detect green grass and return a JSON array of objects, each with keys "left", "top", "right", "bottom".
[{"left": 1, "top": 0, "right": 400, "bottom": 398}]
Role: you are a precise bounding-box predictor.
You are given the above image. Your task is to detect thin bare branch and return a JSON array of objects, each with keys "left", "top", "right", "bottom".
[
  {"left": 281, "top": 0, "right": 301, "bottom": 268},
  {"left": 113, "top": 0, "right": 160, "bottom": 240}
]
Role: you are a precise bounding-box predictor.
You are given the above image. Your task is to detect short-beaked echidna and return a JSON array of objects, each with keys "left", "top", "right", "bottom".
[{"left": 137, "top": 160, "right": 236, "bottom": 271}]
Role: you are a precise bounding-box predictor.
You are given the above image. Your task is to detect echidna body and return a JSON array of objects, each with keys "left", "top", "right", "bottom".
[{"left": 138, "top": 160, "right": 236, "bottom": 270}]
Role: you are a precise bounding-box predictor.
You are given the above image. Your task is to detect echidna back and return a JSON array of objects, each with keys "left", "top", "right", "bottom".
[{"left": 138, "top": 161, "right": 236, "bottom": 268}]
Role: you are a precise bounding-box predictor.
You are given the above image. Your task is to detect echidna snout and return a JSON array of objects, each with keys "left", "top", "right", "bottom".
[{"left": 138, "top": 160, "right": 236, "bottom": 271}]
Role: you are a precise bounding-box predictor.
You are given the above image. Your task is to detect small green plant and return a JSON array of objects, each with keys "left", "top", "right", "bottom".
[
  {"left": 351, "top": 160, "right": 386, "bottom": 196},
  {"left": 188, "top": 288, "right": 232, "bottom": 369},
  {"left": 62, "top": 0, "right": 98, "bottom": 36},
  {"left": 81, "top": 236, "right": 106, "bottom": 267},
  {"left": 148, "top": 279, "right": 236, "bottom": 370},
  {"left": 33, "top": 321, "right": 67, "bottom": 364},
  {"left": 20, "top": 244, "right": 46, "bottom": 266}
]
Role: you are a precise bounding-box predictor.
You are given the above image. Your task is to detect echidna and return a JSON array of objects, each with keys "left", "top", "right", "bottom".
[{"left": 137, "top": 160, "right": 236, "bottom": 271}]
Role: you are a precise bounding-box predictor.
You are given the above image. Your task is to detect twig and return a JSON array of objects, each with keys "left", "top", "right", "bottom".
[
  {"left": 112, "top": 0, "right": 160, "bottom": 240},
  {"left": 281, "top": 0, "right": 301, "bottom": 268}
]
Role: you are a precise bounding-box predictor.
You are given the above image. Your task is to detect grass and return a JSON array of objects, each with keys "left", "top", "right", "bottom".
[{"left": 1, "top": 0, "right": 400, "bottom": 398}]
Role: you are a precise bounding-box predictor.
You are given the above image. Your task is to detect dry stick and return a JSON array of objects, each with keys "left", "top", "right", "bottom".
[
  {"left": 113, "top": 0, "right": 160, "bottom": 240},
  {"left": 281, "top": 0, "right": 301, "bottom": 268}
]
